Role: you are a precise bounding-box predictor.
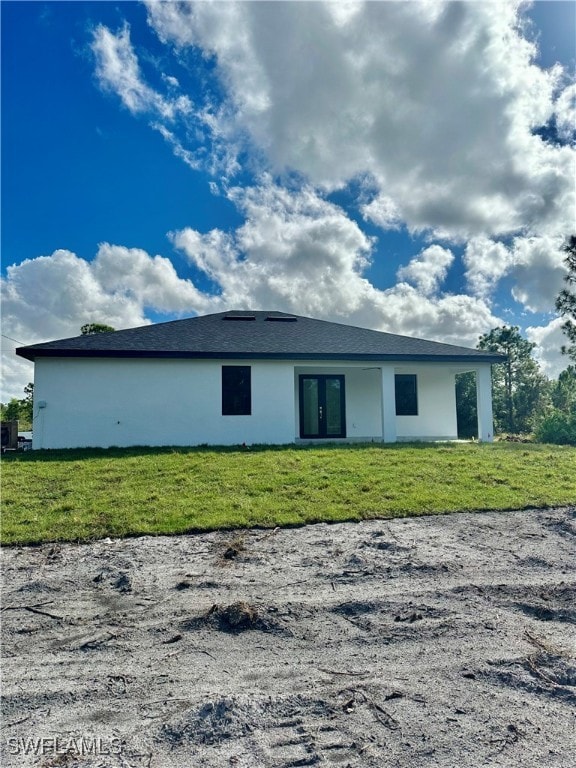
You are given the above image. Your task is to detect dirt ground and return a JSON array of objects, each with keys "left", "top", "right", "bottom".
[{"left": 1, "top": 506, "right": 575, "bottom": 768}]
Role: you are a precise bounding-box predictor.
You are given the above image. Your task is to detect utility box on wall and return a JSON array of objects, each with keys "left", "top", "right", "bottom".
[{"left": 1, "top": 420, "right": 19, "bottom": 451}]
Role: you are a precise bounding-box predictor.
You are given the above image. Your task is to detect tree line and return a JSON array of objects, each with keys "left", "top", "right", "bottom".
[
  {"left": 458, "top": 236, "right": 576, "bottom": 443},
  {"left": 2, "top": 239, "right": 576, "bottom": 442}
]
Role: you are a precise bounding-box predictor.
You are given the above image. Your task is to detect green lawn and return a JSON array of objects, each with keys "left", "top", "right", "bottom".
[{"left": 1, "top": 442, "right": 575, "bottom": 545}]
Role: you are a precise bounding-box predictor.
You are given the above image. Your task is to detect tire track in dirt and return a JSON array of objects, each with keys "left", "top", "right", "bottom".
[{"left": 1, "top": 506, "right": 575, "bottom": 767}]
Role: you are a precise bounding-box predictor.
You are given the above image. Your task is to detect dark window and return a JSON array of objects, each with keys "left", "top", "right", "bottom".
[
  {"left": 395, "top": 374, "right": 418, "bottom": 416},
  {"left": 222, "top": 366, "right": 251, "bottom": 415}
]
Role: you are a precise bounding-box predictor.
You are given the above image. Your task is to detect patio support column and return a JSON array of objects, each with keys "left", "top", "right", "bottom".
[
  {"left": 476, "top": 365, "right": 494, "bottom": 442},
  {"left": 381, "top": 366, "right": 397, "bottom": 443}
]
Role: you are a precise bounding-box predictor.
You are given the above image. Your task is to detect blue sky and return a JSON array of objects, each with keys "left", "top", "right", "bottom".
[{"left": 2, "top": 1, "right": 575, "bottom": 399}]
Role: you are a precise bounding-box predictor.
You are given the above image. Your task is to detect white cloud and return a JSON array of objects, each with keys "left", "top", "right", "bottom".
[
  {"left": 162, "top": 73, "right": 180, "bottom": 89},
  {"left": 171, "top": 179, "right": 375, "bottom": 317},
  {"left": 171, "top": 179, "right": 501, "bottom": 346},
  {"left": 464, "top": 237, "right": 513, "bottom": 298},
  {"left": 146, "top": 0, "right": 574, "bottom": 239},
  {"left": 554, "top": 83, "right": 576, "bottom": 140},
  {"left": 138, "top": 2, "right": 576, "bottom": 323},
  {"left": 464, "top": 234, "right": 567, "bottom": 313},
  {"left": 92, "top": 20, "right": 244, "bottom": 178},
  {"left": 526, "top": 317, "right": 572, "bottom": 379},
  {"left": 510, "top": 235, "right": 567, "bottom": 312},
  {"left": 91, "top": 23, "right": 192, "bottom": 120},
  {"left": 361, "top": 194, "right": 402, "bottom": 230},
  {"left": 397, "top": 245, "right": 454, "bottom": 297},
  {"left": 90, "top": 21, "right": 228, "bottom": 174},
  {"left": 0, "top": 352, "right": 34, "bottom": 408},
  {"left": 91, "top": 243, "right": 210, "bottom": 312},
  {"left": 150, "top": 122, "right": 202, "bottom": 171}
]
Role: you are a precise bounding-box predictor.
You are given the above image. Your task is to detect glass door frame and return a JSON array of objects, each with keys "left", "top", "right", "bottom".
[{"left": 298, "top": 374, "right": 346, "bottom": 439}]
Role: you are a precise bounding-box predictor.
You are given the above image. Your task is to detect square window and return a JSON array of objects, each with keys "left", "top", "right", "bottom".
[
  {"left": 395, "top": 374, "right": 418, "bottom": 415},
  {"left": 222, "top": 366, "right": 251, "bottom": 415}
]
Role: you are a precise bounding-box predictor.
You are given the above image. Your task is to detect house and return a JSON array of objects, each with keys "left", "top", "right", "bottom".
[{"left": 16, "top": 311, "right": 504, "bottom": 449}]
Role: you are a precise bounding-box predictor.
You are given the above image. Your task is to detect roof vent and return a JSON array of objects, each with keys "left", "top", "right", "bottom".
[
  {"left": 265, "top": 316, "right": 297, "bottom": 322},
  {"left": 223, "top": 315, "right": 256, "bottom": 321}
]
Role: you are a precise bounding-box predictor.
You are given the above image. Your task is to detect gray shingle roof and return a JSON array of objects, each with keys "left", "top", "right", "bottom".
[{"left": 16, "top": 311, "right": 505, "bottom": 364}]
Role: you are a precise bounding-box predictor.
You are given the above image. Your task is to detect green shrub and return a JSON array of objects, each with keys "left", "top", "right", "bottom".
[{"left": 534, "top": 410, "right": 576, "bottom": 445}]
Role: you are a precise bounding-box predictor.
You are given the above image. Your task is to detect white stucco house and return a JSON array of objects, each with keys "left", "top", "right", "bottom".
[{"left": 17, "top": 311, "right": 504, "bottom": 450}]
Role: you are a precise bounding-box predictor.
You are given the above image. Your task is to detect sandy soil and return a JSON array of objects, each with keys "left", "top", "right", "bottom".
[{"left": 1, "top": 506, "right": 575, "bottom": 768}]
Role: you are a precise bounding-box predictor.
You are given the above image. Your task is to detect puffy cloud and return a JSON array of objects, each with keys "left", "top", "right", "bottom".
[
  {"left": 463, "top": 235, "right": 567, "bottom": 314},
  {"left": 171, "top": 179, "right": 501, "bottom": 345},
  {"left": 554, "top": 83, "right": 576, "bottom": 140},
  {"left": 510, "top": 235, "right": 567, "bottom": 312},
  {"left": 361, "top": 194, "right": 402, "bottom": 230},
  {"left": 0, "top": 246, "right": 209, "bottom": 400},
  {"left": 91, "top": 243, "right": 210, "bottom": 312},
  {"left": 1, "top": 354, "right": 35, "bottom": 405},
  {"left": 146, "top": 0, "right": 574, "bottom": 239},
  {"left": 396, "top": 245, "right": 454, "bottom": 296},
  {"left": 141, "top": 2, "right": 575, "bottom": 323},
  {"left": 371, "top": 288, "right": 501, "bottom": 349},
  {"left": 2, "top": 250, "right": 144, "bottom": 342},
  {"left": 464, "top": 237, "right": 514, "bottom": 298},
  {"left": 171, "top": 179, "right": 375, "bottom": 317},
  {"left": 526, "top": 317, "right": 572, "bottom": 379},
  {"left": 169, "top": 228, "right": 237, "bottom": 279}
]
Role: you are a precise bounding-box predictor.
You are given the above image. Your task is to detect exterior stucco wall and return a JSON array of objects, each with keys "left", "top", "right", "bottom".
[
  {"left": 32, "top": 357, "right": 483, "bottom": 449},
  {"left": 395, "top": 366, "right": 458, "bottom": 440},
  {"left": 33, "top": 358, "right": 296, "bottom": 449}
]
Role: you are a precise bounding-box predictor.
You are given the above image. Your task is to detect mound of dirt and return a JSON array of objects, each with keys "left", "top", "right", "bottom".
[{"left": 1, "top": 506, "right": 575, "bottom": 767}]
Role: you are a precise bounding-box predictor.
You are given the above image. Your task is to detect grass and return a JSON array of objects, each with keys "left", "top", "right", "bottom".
[{"left": 1, "top": 442, "right": 575, "bottom": 545}]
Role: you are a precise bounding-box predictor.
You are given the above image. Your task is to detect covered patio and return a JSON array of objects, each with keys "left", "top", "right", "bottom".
[{"left": 294, "top": 363, "right": 494, "bottom": 443}]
